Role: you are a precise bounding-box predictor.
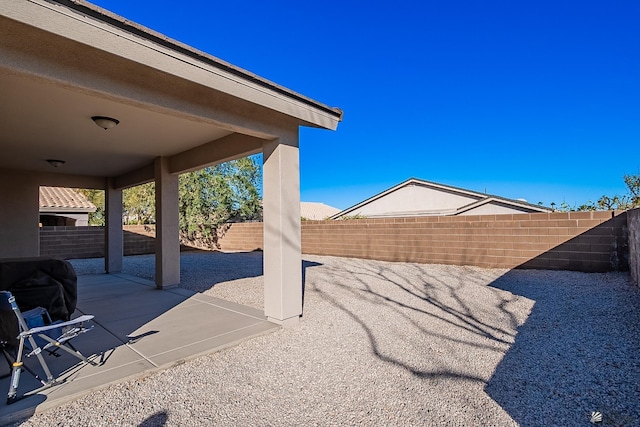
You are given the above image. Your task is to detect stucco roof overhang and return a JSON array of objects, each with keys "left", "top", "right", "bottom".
[{"left": 0, "top": 0, "right": 342, "bottom": 184}]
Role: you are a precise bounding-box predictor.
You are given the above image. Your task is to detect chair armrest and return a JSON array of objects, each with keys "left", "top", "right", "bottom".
[{"left": 19, "top": 315, "right": 94, "bottom": 337}]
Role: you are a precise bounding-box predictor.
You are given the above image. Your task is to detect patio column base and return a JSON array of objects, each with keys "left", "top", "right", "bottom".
[{"left": 267, "top": 315, "right": 300, "bottom": 327}]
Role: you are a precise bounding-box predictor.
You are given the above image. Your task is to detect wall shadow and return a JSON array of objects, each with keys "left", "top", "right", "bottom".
[
  {"left": 484, "top": 269, "right": 640, "bottom": 426},
  {"left": 516, "top": 214, "right": 628, "bottom": 273},
  {"left": 484, "top": 214, "right": 638, "bottom": 425}
]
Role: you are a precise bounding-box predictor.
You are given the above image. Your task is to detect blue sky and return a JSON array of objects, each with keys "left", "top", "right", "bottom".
[{"left": 91, "top": 0, "right": 639, "bottom": 210}]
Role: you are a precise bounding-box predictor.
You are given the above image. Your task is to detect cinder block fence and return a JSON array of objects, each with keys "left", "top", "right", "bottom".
[
  {"left": 40, "top": 225, "right": 156, "bottom": 259},
  {"left": 40, "top": 210, "right": 637, "bottom": 275},
  {"left": 222, "top": 211, "right": 629, "bottom": 273}
]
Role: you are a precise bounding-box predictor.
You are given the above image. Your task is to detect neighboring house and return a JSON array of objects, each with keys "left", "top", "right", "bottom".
[
  {"left": 39, "top": 187, "right": 96, "bottom": 226},
  {"left": 301, "top": 202, "right": 341, "bottom": 220},
  {"left": 331, "top": 178, "right": 552, "bottom": 219}
]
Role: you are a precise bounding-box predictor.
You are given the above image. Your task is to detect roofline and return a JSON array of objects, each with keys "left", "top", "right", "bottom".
[
  {"left": 331, "top": 177, "right": 552, "bottom": 219},
  {"left": 50, "top": 0, "right": 343, "bottom": 122},
  {"left": 40, "top": 207, "right": 97, "bottom": 213},
  {"left": 455, "top": 197, "right": 552, "bottom": 215}
]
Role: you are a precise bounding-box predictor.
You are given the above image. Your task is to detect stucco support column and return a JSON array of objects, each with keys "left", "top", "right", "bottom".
[
  {"left": 262, "top": 131, "right": 302, "bottom": 326},
  {"left": 105, "top": 179, "right": 123, "bottom": 273},
  {"left": 0, "top": 172, "right": 39, "bottom": 258},
  {"left": 154, "top": 157, "right": 180, "bottom": 289}
]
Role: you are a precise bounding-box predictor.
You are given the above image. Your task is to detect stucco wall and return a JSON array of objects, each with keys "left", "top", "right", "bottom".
[
  {"left": 628, "top": 208, "right": 640, "bottom": 285},
  {"left": 351, "top": 184, "right": 479, "bottom": 217},
  {"left": 0, "top": 171, "right": 39, "bottom": 258}
]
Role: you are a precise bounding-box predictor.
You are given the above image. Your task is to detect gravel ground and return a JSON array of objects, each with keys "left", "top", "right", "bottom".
[{"left": 10, "top": 252, "right": 640, "bottom": 426}]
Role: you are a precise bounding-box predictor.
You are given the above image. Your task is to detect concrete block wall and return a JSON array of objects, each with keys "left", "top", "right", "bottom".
[
  {"left": 628, "top": 208, "right": 640, "bottom": 285},
  {"left": 302, "top": 211, "right": 627, "bottom": 272},
  {"left": 39, "top": 211, "right": 632, "bottom": 274},
  {"left": 220, "top": 211, "right": 628, "bottom": 272},
  {"left": 40, "top": 225, "right": 157, "bottom": 258},
  {"left": 40, "top": 226, "right": 104, "bottom": 259},
  {"left": 217, "top": 222, "right": 264, "bottom": 252},
  {"left": 123, "top": 225, "right": 156, "bottom": 255}
]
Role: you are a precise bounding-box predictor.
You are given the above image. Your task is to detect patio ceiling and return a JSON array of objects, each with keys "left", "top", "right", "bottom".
[
  {"left": 0, "top": 0, "right": 342, "bottom": 183},
  {"left": 0, "top": 71, "right": 233, "bottom": 178}
]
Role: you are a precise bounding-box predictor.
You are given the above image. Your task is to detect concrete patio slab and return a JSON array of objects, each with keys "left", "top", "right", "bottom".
[{"left": 0, "top": 273, "right": 280, "bottom": 425}]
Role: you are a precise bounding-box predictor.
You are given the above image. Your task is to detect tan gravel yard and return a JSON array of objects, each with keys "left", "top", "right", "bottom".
[{"left": 14, "top": 252, "right": 640, "bottom": 426}]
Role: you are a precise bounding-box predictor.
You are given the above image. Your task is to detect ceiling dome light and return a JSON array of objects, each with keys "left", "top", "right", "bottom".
[
  {"left": 46, "top": 159, "right": 66, "bottom": 168},
  {"left": 91, "top": 116, "right": 120, "bottom": 130}
]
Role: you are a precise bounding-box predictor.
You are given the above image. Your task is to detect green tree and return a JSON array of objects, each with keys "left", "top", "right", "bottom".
[
  {"left": 178, "top": 156, "right": 262, "bottom": 248},
  {"left": 624, "top": 174, "right": 640, "bottom": 207},
  {"left": 123, "top": 182, "right": 155, "bottom": 224},
  {"left": 550, "top": 173, "right": 640, "bottom": 212},
  {"left": 77, "top": 189, "right": 105, "bottom": 225},
  {"left": 81, "top": 155, "right": 262, "bottom": 240}
]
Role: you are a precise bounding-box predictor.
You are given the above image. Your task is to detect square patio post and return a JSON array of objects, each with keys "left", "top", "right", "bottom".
[
  {"left": 105, "top": 179, "right": 123, "bottom": 273},
  {"left": 262, "top": 131, "right": 302, "bottom": 326},
  {"left": 0, "top": 174, "right": 39, "bottom": 258},
  {"left": 154, "top": 157, "right": 180, "bottom": 289}
]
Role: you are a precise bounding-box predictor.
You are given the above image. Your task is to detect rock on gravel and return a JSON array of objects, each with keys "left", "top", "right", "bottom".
[{"left": 11, "top": 252, "right": 640, "bottom": 426}]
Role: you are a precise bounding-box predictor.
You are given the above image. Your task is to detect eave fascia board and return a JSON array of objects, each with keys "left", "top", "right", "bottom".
[{"left": 39, "top": 207, "right": 96, "bottom": 213}]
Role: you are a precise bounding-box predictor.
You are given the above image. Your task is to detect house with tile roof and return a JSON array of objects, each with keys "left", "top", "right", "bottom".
[
  {"left": 331, "top": 178, "right": 552, "bottom": 219},
  {"left": 39, "top": 187, "right": 96, "bottom": 226}
]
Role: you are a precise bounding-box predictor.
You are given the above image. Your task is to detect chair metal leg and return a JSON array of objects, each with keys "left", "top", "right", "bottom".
[
  {"left": 6, "top": 333, "right": 57, "bottom": 404},
  {"left": 1, "top": 292, "right": 97, "bottom": 404}
]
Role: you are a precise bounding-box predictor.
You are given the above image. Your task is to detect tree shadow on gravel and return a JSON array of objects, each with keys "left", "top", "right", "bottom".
[
  {"left": 485, "top": 269, "right": 640, "bottom": 427},
  {"left": 138, "top": 410, "right": 168, "bottom": 426},
  {"left": 305, "top": 257, "right": 526, "bottom": 385}
]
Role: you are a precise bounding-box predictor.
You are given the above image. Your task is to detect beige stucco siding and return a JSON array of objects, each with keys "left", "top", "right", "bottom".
[{"left": 352, "top": 184, "right": 479, "bottom": 217}]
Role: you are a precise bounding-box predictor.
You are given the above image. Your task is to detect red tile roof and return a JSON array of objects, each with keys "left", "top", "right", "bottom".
[{"left": 39, "top": 187, "right": 96, "bottom": 212}]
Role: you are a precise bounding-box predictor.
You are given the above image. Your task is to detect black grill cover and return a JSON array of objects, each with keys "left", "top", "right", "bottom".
[{"left": 0, "top": 257, "right": 78, "bottom": 322}]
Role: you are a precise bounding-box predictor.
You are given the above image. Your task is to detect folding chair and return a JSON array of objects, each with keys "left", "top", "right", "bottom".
[{"left": 0, "top": 291, "right": 95, "bottom": 404}]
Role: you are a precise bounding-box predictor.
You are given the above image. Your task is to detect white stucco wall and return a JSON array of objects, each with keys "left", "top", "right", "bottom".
[{"left": 351, "top": 184, "right": 480, "bottom": 217}]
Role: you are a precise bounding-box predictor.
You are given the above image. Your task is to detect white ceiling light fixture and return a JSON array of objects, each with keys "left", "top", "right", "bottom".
[
  {"left": 46, "top": 159, "right": 66, "bottom": 168},
  {"left": 91, "top": 116, "right": 120, "bottom": 130}
]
